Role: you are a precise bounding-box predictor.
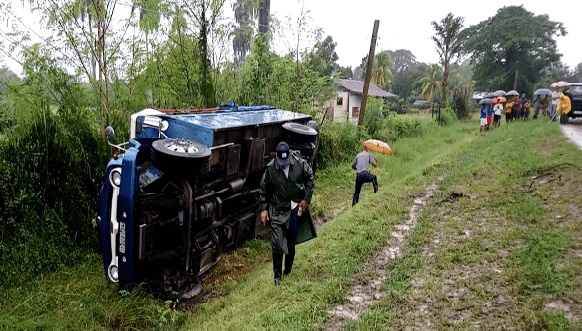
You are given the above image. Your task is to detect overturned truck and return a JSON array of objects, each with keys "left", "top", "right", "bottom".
[{"left": 97, "top": 105, "right": 319, "bottom": 300}]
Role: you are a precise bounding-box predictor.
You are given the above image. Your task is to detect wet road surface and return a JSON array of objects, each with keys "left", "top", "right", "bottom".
[{"left": 561, "top": 118, "right": 582, "bottom": 149}]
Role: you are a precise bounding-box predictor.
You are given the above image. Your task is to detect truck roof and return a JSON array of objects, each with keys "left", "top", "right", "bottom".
[
  {"left": 170, "top": 108, "right": 311, "bottom": 131},
  {"left": 134, "top": 106, "right": 313, "bottom": 148}
]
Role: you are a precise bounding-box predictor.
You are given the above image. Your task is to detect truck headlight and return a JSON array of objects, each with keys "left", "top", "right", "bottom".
[
  {"left": 109, "top": 168, "right": 122, "bottom": 187},
  {"left": 108, "top": 265, "right": 119, "bottom": 282}
]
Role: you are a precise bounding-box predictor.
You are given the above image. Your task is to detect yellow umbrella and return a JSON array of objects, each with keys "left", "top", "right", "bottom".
[{"left": 364, "top": 139, "right": 392, "bottom": 155}]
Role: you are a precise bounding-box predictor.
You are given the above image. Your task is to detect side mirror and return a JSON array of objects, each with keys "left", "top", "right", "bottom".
[{"left": 106, "top": 126, "right": 116, "bottom": 145}]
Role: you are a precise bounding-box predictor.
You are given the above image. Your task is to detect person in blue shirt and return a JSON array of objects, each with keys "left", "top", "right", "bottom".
[
  {"left": 486, "top": 103, "right": 494, "bottom": 130},
  {"left": 479, "top": 104, "right": 487, "bottom": 132}
]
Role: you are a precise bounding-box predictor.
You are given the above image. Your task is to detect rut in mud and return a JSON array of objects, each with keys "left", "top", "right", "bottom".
[{"left": 322, "top": 178, "right": 443, "bottom": 331}]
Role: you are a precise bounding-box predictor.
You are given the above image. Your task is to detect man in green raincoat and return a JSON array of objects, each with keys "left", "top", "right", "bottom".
[{"left": 260, "top": 141, "right": 317, "bottom": 285}]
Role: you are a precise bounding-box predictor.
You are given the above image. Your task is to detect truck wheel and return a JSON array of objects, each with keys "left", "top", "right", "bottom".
[
  {"left": 151, "top": 138, "right": 211, "bottom": 176},
  {"left": 306, "top": 120, "right": 320, "bottom": 132},
  {"left": 282, "top": 122, "right": 318, "bottom": 144}
]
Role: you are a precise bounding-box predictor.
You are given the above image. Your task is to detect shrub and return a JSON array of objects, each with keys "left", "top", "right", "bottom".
[
  {"left": 318, "top": 110, "right": 436, "bottom": 170},
  {"left": 438, "top": 106, "right": 459, "bottom": 126},
  {"left": 371, "top": 113, "right": 435, "bottom": 143},
  {"left": 363, "top": 97, "right": 386, "bottom": 138},
  {"left": 318, "top": 122, "right": 368, "bottom": 169},
  {"left": 0, "top": 105, "right": 108, "bottom": 287}
]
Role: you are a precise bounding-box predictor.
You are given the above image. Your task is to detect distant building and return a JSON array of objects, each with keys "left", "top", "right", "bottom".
[{"left": 325, "top": 79, "right": 398, "bottom": 122}]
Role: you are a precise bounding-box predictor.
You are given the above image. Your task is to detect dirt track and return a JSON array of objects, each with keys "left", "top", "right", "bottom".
[{"left": 322, "top": 178, "right": 443, "bottom": 331}]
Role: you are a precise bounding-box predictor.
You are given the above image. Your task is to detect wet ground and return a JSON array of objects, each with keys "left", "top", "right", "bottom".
[
  {"left": 561, "top": 118, "right": 582, "bottom": 149},
  {"left": 322, "top": 178, "right": 443, "bottom": 330}
]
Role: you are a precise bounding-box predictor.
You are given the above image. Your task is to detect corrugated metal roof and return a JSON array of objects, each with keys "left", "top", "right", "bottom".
[{"left": 337, "top": 79, "right": 398, "bottom": 99}]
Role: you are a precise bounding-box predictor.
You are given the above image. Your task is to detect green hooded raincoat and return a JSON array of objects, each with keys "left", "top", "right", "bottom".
[{"left": 259, "top": 151, "right": 317, "bottom": 254}]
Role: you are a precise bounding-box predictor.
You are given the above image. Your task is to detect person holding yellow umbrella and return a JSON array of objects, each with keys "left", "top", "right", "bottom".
[{"left": 351, "top": 142, "right": 380, "bottom": 206}]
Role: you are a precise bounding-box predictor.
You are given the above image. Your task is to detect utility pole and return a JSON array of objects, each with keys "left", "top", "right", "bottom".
[{"left": 357, "top": 20, "right": 380, "bottom": 127}]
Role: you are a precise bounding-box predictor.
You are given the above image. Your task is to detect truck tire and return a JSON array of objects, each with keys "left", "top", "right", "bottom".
[
  {"left": 306, "top": 120, "right": 320, "bottom": 132},
  {"left": 282, "top": 122, "right": 318, "bottom": 144},
  {"left": 151, "top": 138, "right": 211, "bottom": 176}
]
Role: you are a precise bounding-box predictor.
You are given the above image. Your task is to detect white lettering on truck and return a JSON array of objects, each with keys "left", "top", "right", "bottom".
[{"left": 119, "top": 222, "right": 126, "bottom": 254}]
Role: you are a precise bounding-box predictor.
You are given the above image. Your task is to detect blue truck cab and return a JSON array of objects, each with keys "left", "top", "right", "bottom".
[{"left": 97, "top": 105, "right": 319, "bottom": 299}]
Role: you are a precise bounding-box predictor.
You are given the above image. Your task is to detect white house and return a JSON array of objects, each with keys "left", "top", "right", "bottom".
[{"left": 325, "top": 79, "right": 398, "bottom": 122}]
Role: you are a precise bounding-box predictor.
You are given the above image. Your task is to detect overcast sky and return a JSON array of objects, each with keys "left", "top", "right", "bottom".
[
  {"left": 271, "top": 0, "right": 582, "bottom": 70},
  {"left": 2, "top": 0, "right": 581, "bottom": 76}
]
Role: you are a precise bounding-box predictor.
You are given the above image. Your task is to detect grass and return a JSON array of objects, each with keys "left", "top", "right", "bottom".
[
  {"left": 180, "top": 120, "right": 475, "bottom": 330},
  {"left": 345, "top": 119, "right": 582, "bottom": 330},
  {"left": 3, "top": 117, "right": 581, "bottom": 330},
  {"left": 0, "top": 117, "right": 473, "bottom": 331}
]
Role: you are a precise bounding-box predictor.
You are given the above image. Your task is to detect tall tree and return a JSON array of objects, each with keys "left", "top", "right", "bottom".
[
  {"left": 392, "top": 62, "right": 429, "bottom": 101},
  {"left": 258, "top": 0, "right": 270, "bottom": 36},
  {"left": 352, "top": 66, "right": 363, "bottom": 81},
  {"left": 431, "top": 13, "right": 464, "bottom": 107},
  {"left": 232, "top": 0, "right": 258, "bottom": 65},
  {"left": 181, "top": 0, "right": 227, "bottom": 107},
  {"left": 371, "top": 51, "right": 393, "bottom": 89},
  {"left": 357, "top": 51, "right": 393, "bottom": 86},
  {"left": 387, "top": 49, "right": 417, "bottom": 74},
  {"left": 420, "top": 64, "right": 442, "bottom": 103},
  {"left": 448, "top": 59, "right": 474, "bottom": 88},
  {"left": 355, "top": 54, "right": 368, "bottom": 80},
  {"left": 461, "top": 6, "right": 566, "bottom": 93},
  {"left": 132, "top": 0, "right": 162, "bottom": 59},
  {"left": 28, "top": 0, "right": 129, "bottom": 137},
  {"left": 305, "top": 35, "right": 338, "bottom": 77},
  {"left": 333, "top": 66, "right": 353, "bottom": 79}
]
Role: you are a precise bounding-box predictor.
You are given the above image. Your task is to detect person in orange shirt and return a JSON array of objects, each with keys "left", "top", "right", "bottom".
[{"left": 505, "top": 100, "right": 513, "bottom": 123}]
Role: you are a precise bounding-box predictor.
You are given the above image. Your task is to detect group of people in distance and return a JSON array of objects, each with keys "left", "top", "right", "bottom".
[
  {"left": 532, "top": 85, "right": 572, "bottom": 125},
  {"left": 479, "top": 93, "right": 531, "bottom": 132},
  {"left": 479, "top": 85, "right": 573, "bottom": 131}
]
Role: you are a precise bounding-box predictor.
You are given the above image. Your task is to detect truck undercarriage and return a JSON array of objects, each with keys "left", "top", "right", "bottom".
[{"left": 97, "top": 106, "right": 319, "bottom": 300}]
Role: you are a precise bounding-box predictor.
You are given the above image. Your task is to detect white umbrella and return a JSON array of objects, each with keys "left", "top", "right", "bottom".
[{"left": 555, "top": 81, "right": 569, "bottom": 88}]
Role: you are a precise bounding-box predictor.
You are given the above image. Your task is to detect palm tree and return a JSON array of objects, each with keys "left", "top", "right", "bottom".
[
  {"left": 421, "top": 64, "right": 443, "bottom": 103},
  {"left": 431, "top": 13, "right": 464, "bottom": 106},
  {"left": 371, "top": 52, "right": 393, "bottom": 89}
]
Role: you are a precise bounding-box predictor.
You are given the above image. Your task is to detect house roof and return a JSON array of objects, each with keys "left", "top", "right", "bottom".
[{"left": 337, "top": 79, "right": 398, "bottom": 99}]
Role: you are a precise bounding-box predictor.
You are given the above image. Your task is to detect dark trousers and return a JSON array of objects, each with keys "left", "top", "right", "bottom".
[
  {"left": 352, "top": 171, "right": 378, "bottom": 206},
  {"left": 560, "top": 113, "right": 569, "bottom": 125},
  {"left": 273, "top": 209, "right": 300, "bottom": 279}
]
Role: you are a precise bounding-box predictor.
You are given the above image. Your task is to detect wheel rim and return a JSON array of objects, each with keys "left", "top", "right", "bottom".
[{"left": 164, "top": 139, "right": 200, "bottom": 154}]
